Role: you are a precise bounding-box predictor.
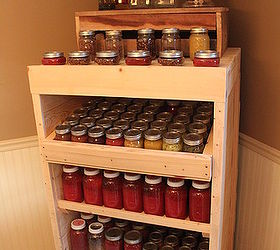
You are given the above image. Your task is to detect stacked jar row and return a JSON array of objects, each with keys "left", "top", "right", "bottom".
[
  {"left": 62, "top": 166, "right": 211, "bottom": 223},
  {"left": 55, "top": 97, "right": 213, "bottom": 154},
  {"left": 71, "top": 213, "right": 209, "bottom": 250}
]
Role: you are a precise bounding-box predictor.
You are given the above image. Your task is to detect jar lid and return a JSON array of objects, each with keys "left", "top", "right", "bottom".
[
  {"left": 138, "top": 28, "right": 155, "bottom": 34},
  {"left": 143, "top": 242, "right": 158, "bottom": 250},
  {"left": 118, "top": 98, "right": 132, "bottom": 106},
  {"left": 198, "top": 241, "right": 209, "bottom": 250},
  {"left": 124, "top": 230, "right": 142, "bottom": 245},
  {"left": 188, "top": 122, "right": 207, "bottom": 134},
  {"left": 98, "top": 101, "right": 112, "bottom": 111},
  {"left": 151, "top": 120, "right": 167, "bottom": 131},
  {"left": 106, "top": 127, "right": 123, "bottom": 139},
  {"left": 121, "top": 111, "right": 136, "bottom": 121},
  {"left": 88, "top": 126, "right": 105, "bottom": 138},
  {"left": 133, "top": 99, "right": 148, "bottom": 106},
  {"left": 196, "top": 106, "right": 213, "bottom": 116},
  {"left": 82, "top": 101, "right": 96, "bottom": 110},
  {"left": 84, "top": 168, "right": 100, "bottom": 176},
  {"left": 96, "top": 50, "right": 118, "bottom": 58},
  {"left": 154, "top": 226, "right": 168, "bottom": 235},
  {"left": 167, "top": 100, "right": 180, "bottom": 107},
  {"left": 69, "top": 51, "right": 89, "bottom": 58},
  {"left": 80, "top": 117, "right": 95, "bottom": 128},
  {"left": 124, "top": 129, "right": 142, "bottom": 141},
  {"left": 105, "top": 227, "right": 123, "bottom": 241},
  {"left": 161, "top": 246, "right": 174, "bottom": 250},
  {"left": 138, "top": 112, "right": 154, "bottom": 123},
  {"left": 144, "top": 105, "right": 159, "bottom": 114},
  {"left": 149, "top": 99, "right": 165, "bottom": 106},
  {"left": 159, "top": 50, "right": 183, "bottom": 59},
  {"left": 144, "top": 128, "right": 162, "bottom": 141},
  {"left": 63, "top": 165, "right": 79, "bottom": 173},
  {"left": 124, "top": 173, "right": 141, "bottom": 181},
  {"left": 131, "top": 120, "right": 149, "bottom": 132},
  {"left": 89, "top": 222, "right": 104, "bottom": 234},
  {"left": 195, "top": 50, "right": 219, "bottom": 59},
  {"left": 55, "top": 124, "right": 71, "bottom": 135},
  {"left": 149, "top": 231, "right": 163, "bottom": 243},
  {"left": 179, "top": 246, "right": 192, "bottom": 250},
  {"left": 104, "top": 110, "right": 119, "bottom": 121},
  {"left": 73, "top": 107, "right": 88, "bottom": 118},
  {"left": 193, "top": 114, "right": 211, "bottom": 124},
  {"left": 71, "top": 125, "right": 87, "bottom": 136},
  {"left": 163, "top": 131, "right": 181, "bottom": 144},
  {"left": 167, "top": 178, "right": 185, "bottom": 187},
  {"left": 192, "top": 180, "right": 210, "bottom": 189},
  {"left": 145, "top": 175, "right": 162, "bottom": 185},
  {"left": 127, "top": 104, "right": 143, "bottom": 113},
  {"left": 114, "top": 119, "right": 130, "bottom": 130},
  {"left": 71, "top": 219, "right": 86, "bottom": 230},
  {"left": 190, "top": 27, "right": 208, "bottom": 34},
  {"left": 96, "top": 118, "right": 112, "bottom": 129},
  {"left": 64, "top": 115, "right": 80, "bottom": 126},
  {"left": 162, "top": 28, "right": 180, "bottom": 34},
  {"left": 178, "top": 106, "right": 193, "bottom": 116},
  {"left": 168, "top": 123, "right": 186, "bottom": 134},
  {"left": 112, "top": 103, "right": 126, "bottom": 113},
  {"left": 106, "top": 97, "right": 118, "bottom": 104},
  {"left": 89, "top": 108, "right": 104, "bottom": 119},
  {"left": 105, "top": 30, "right": 122, "bottom": 36},
  {"left": 183, "top": 133, "right": 203, "bottom": 146},
  {"left": 182, "top": 236, "right": 198, "bottom": 247},
  {"left": 127, "top": 50, "right": 151, "bottom": 58},
  {"left": 81, "top": 212, "right": 95, "bottom": 220},
  {"left": 98, "top": 215, "right": 112, "bottom": 224},
  {"left": 79, "top": 30, "right": 95, "bottom": 36},
  {"left": 169, "top": 228, "right": 184, "bottom": 238},
  {"left": 43, "top": 51, "right": 64, "bottom": 58},
  {"left": 132, "top": 222, "right": 146, "bottom": 231},
  {"left": 164, "top": 235, "right": 179, "bottom": 246},
  {"left": 157, "top": 112, "right": 173, "bottom": 122},
  {"left": 115, "top": 219, "right": 129, "bottom": 228},
  {"left": 104, "top": 170, "right": 120, "bottom": 178}
]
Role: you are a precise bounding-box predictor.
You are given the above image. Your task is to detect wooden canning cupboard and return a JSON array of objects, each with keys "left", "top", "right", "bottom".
[{"left": 28, "top": 9, "right": 240, "bottom": 250}]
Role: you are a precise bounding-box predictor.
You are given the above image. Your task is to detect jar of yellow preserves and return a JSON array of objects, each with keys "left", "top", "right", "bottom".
[
  {"left": 144, "top": 129, "right": 162, "bottom": 150},
  {"left": 163, "top": 131, "right": 182, "bottom": 152},
  {"left": 124, "top": 129, "right": 143, "bottom": 148},
  {"left": 189, "top": 27, "right": 210, "bottom": 60}
]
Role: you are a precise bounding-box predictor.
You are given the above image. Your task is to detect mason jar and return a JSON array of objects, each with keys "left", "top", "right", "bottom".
[
  {"left": 105, "top": 30, "right": 123, "bottom": 59},
  {"left": 79, "top": 30, "right": 96, "bottom": 61},
  {"left": 137, "top": 29, "right": 156, "bottom": 59},
  {"left": 161, "top": 28, "right": 181, "bottom": 51},
  {"left": 189, "top": 27, "right": 210, "bottom": 60}
]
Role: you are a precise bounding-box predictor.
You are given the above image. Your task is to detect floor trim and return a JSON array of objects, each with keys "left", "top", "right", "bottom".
[{"left": 0, "top": 135, "right": 38, "bottom": 152}]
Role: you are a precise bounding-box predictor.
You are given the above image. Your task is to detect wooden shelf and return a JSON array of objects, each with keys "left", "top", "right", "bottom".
[{"left": 58, "top": 200, "right": 211, "bottom": 234}]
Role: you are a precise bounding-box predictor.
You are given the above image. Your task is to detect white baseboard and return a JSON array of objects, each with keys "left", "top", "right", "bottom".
[{"left": 0, "top": 135, "right": 38, "bottom": 152}]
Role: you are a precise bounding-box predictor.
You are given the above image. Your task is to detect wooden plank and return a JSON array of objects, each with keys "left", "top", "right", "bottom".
[{"left": 216, "top": 12, "right": 228, "bottom": 58}]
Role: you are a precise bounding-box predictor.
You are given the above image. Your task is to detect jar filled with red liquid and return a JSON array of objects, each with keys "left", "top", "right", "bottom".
[
  {"left": 62, "top": 165, "right": 83, "bottom": 202},
  {"left": 193, "top": 50, "right": 220, "bottom": 67},
  {"left": 143, "top": 175, "right": 165, "bottom": 216},
  {"left": 106, "top": 127, "right": 124, "bottom": 146},
  {"left": 124, "top": 230, "right": 143, "bottom": 250},
  {"left": 71, "top": 125, "right": 88, "bottom": 143},
  {"left": 88, "top": 126, "right": 105, "bottom": 144},
  {"left": 125, "top": 50, "right": 152, "bottom": 66},
  {"left": 42, "top": 51, "right": 66, "bottom": 65},
  {"left": 83, "top": 168, "right": 103, "bottom": 205},
  {"left": 165, "top": 178, "right": 187, "bottom": 219},
  {"left": 132, "top": 223, "right": 149, "bottom": 242},
  {"left": 115, "top": 219, "right": 131, "bottom": 233},
  {"left": 189, "top": 181, "right": 211, "bottom": 223},
  {"left": 149, "top": 231, "right": 163, "bottom": 247},
  {"left": 122, "top": 173, "right": 143, "bottom": 212},
  {"left": 70, "top": 219, "right": 89, "bottom": 250},
  {"left": 54, "top": 124, "right": 71, "bottom": 141},
  {"left": 103, "top": 171, "right": 123, "bottom": 209},
  {"left": 81, "top": 213, "right": 96, "bottom": 227},
  {"left": 105, "top": 227, "right": 123, "bottom": 250},
  {"left": 98, "top": 216, "right": 114, "bottom": 231},
  {"left": 88, "top": 222, "right": 105, "bottom": 250},
  {"left": 167, "top": 100, "right": 180, "bottom": 115}
]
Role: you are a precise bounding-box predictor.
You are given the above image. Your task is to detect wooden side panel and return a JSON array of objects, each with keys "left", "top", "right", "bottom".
[{"left": 216, "top": 12, "right": 228, "bottom": 57}]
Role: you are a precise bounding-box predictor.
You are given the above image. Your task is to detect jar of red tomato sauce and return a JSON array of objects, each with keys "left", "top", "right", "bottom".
[
  {"left": 42, "top": 51, "right": 66, "bottom": 65},
  {"left": 105, "top": 227, "right": 123, "bottom": 250},
  {"left": 125, "top": 50, "right": 152, "bottom": 66},
  {"left": 70, "top": 219, "right": 89, "bottom": 250},
  {"left": 83, "top": 168, "right": 103, "bottom": 205},
  {"left": 103, "top": 171, "right": 123, "bottom": 209},
  {"left": 62, "top": 165, "right": 83, "bottom": 202},
  {"left": 98, "top": 216, "right": 114, "bottom": 231},
  {"left": 71, "top": 125, "right": 88, "bottom": 143},
  {"left": 115, "top": 219, "right": 131, "bottom": 233},
  {"left": 88, "top": 126, "right": 105, "bottom": 144},
  {"left": 122, "top": 173, "right": 143, "bottom": 212},
  {"left": 189, "top": 181, "right": 211, "bottom": 223},
  {"left": 124, "top": 230, "right": 143, "bottom": 250},
  {"left": 193, "top": 50, "right": 220, "bottom": 67},
  {"left": 165, "top": 178, "right": 187, "bottom": 219},
  {"left": 143, "top": 175, "right": 165, "bottom": 216},
  {"left": 81, "top": 213, "right": 96, "bottom": 227},
  {"left": 106, "top": 127, "right": 124, "bottom": 146},
  {"left": 54, "top": 124, "right": 71, "bottom": 141}
]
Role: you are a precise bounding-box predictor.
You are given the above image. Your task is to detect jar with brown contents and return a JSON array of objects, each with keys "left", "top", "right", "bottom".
[
  {"left": 188, "top": 122, "right": 208, "bottom": 143},
  {"left": 105, "top": 30, "right": 123, "bottom": 60},
  {"left": 182, "top": 133, "right": 204, "bottom": 153},
  {"left": 150, "top": 120, "right": 167, "bottom": 133},
  {"left": 95, "top": 51, "right": 120, "bottom": 65},
  {"left": 54, "top": 124, "right": 71, "bottom": 141},
  {"left": 156, "top": 112, "right": 173, "bottom": 123},
  {"left": 68, "top": 51, "right": 90, "bottom": 65},
  {"left": 79, "top": 30, "right": 96, "bottom": 61},
  {"left": 131, "top": 120, "right": 149, "bottom": 132},
  {"left": 162, "top": 131, "right": 182, "bottom": 152},
  {"left": 144, "top": 129, "right": 162, "bottom": 150},
  {"left": 124, "top": 129, "right": 143, "bottom": 148},
  {"left": 158, "top": 50, "right": 184, "bottom": 66},
  {"left": 137, "top": 29, "right": 156, "bottom": 59},
  {"left": 71, "top": 125, "right": 88, "bottom": 143},
  {"left": 114, "top": 119, "right": 130, "bottom": 131}
]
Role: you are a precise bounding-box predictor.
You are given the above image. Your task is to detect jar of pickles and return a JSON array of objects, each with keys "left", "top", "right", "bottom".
[
  {"left": 124, "top": 230, "right": 143, "bottom": 250},
  {"left": 42, "top": 51, "right": 66, "bottom": 65},
  {"left": 168, "top": 122, "right": 186, "bottom": 135},
  {"left": 188, "top": 122, "right": 208, "bottom": 143},
  {"left": 193, "top": 50, "right": 220, "bottom": 67},
  {"left": 88, "top": 222, "right": 105, "bottom": 250},
  {"left": 106, "top": 127, "right": 124, "bottom": 146},
  {"left": 71, "top": 125, "right": 88, "bottom": 143},
  {"left": 105, "top": 31, "right": 123, "bottom": 59},
  {"left": 68, "top": 51, "right": 90, "bottom": 65},
  {"left": 80, "top": 117, "right": 95, "bottom": 128},
  {"left": 183, "top": 133, "right": 204, "bottom": 153},
  {"left": 131, "top": 120, "right": 149, "bottom": 132},
  {"left": 158, "top": 50, "right": 184, "bottom": 66},
  {"left": 144, "top": 129, "right": 163, "bottom": 150},
  {"left": 79, "top": 30, "right": 96, "bottom": 61},
  {"left": 137, "top": 29, "right": 156, "bottom": 59},
  {"left": 150, "top": 120, "right": 167, "bottom": 133},
  {"left": 114, "top": 119, "right": 130, "bottom": 131},
  {"left": 189, "top": 27, "right": 210, "bottom": 60},
  {"left": 54, "top": 124, "right": 71, "bottom": 141},
  {"left": 161, "top": 28, "right": 181, "bottom": 51},
  {"left": 124, "top": 129, "right": 143, "bottom": 148},
  {"left": 105, "top": 227, "right": 123, "bottom": 250},
  {"left": 95, "top": 51, "right": 120, "bottom": 65},
  {"left": 88, "top": 126, "right": 105, "bottom": 144},
  {"left": 162, "top": 131, "right": 182, "bottom": 152}
]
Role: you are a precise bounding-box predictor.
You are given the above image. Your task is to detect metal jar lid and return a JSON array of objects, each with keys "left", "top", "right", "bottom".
[
  {"left": 197, "top": 106, "right": 213, "bottom": 116},
  {"left": 96, "top": 118, "right": 113, "bottom": 129},
  {"left": 150, "top": 120, "right": 167, "bottom": 131},
  {"left": 115, "top": 219, "right": 129, "bottom": 228},
  {"left": 132, "top": 222, "right": 146, "bottom": 231},
  {"left": 198, "top": 241, "right": 209, "bottom": 250},
  {"left": 43, "top": 51, "right": 64, "bottom": 58},
  {"left": 138, "top": 28, "right": 155, "bottom": 34},
  {"left": 127, "top": 50, "right": 151, "bottom": 58},
  {"left": 88, "top": 126, "right": 105, "bottom": 138},
  {"left": 162, "top": 28, "right": 180, "bottom": 34},
  {"left": 89, "top": 222, "right": 104, "bottom": 235},
  {"left": 182, "top": 235, "right": 198, "bottom": 248},
  {"left": 154, "top": 226, "right": 168, "bottom": 236},
  {"left": 105, "top": 227, "right": 123, "bottom": 241},
  {"left": 163, "top": 131, "right": 181, "bottom": 144},
  {"left": 144, "top": 105, "right": 159, "bottom": 114},
  {"left": 68, "top": 51, "right": 89, "bottom": 58},
  {"left": 124, "top": 129, "right": 142, "bottom": 141},
  {"left": 173, "top": 114, "right": 191, "bottom": 125},
  {"left": 98, "top": 101, "right": 112, "bottom": 111},
  {"left": 164, "top": 235, "right": 179, "bottom": 247},
  {"left": 71, "top": 125, "right": 87, "bottom": 136},
  {"left": 195, "top": 50, "right": 219, "bottom": 59},
  {"left": 64, "top": 115, "right": 80, "bottom": 126},
  {"left": 104, "top": 110, "right": 119, "bottom": 121},
  {"left": 79, "top": 30, "right": 95, "bottom": 36},
  {"left": 143, "top": 242, "right": 158, "bottom": 250},
  {"left": 96, "top": 50, "right": 118, "bottom": 58},
  {"left": 124, "top": 230, "right": 142, "bottom": 245},
  {"left": 161, "top": 246, "right": 174, "bottom": 250},
  {"left": 127, "top": 104, "right": 143, "bottom": 114},
  {"left": 121, "top": 111, "right": 136, "bottom": 122},
  {"left": 105, "top": 30, "right": 122, "bottom": 36},
  {"left": 168, "top": 122, "right": 186, "bottom": 134},
  {"left": 82, "top": 101, "right": 96, "bottom": 110},
  {"left": 156, "top": 112, "right": 173, "bottom": 122},
  {"left": 114, "top": 119, "right": 130, "bottom": 130},
  {"left": 179, "top": 246, "right": 192, "bottom": 250},
  {"left": 131, "top": 120, "right": 149, "bottom": 132},
  {"left": 55, "top": 124, "right": 71, "bottom": 135},
  {"left": 190, "top": 27, "right": 208, "bottom": 34},
  {"left": 112, "top": 103, "right": 126, "bottom": 113},
  {"left": 80, "top": 117, "right": 95, "bottom": 128},
  {"left": 183, "top": 133, "right": 203, "bottom": 146},
  {"left": 178, "top": 106, "right": 193, "bottom": 116},
  {"left": 188, "top": 122, "right": 207, "bottom": 134},
  {"left": 144, "top": 128, "right": 162, "bottom": 141},
  {"left": 71, "top": 219, "right": 86, "bottom": 231},
  {"left": 193, "top": 114, "right": 211, "bottom": 124},
  {"left": 138, "top": 112, "right": 154, "bottom": 123},
  {"left": 159, "top": 50, "right": 183, "bottom": 59},
  {"left": 149, "top": 99, "right": 165, "bottom": 106},
  {"left": 73, "top": 107, "right": 88, "bottom": 118},
  {"left": 149, "top": 231, "right": 163, "bottom": 244},
  {"left": 89, "top": 108, "right": 104, "bottom": 119},
  {"left": 106, "top": 127, "right": 123, "bottom": 140},
  {"left": 168, "top": 228, "right": 184, "bottom": 238}
]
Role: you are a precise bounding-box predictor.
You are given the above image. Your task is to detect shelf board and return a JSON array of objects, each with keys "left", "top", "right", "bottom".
[{"left": 58, "top": 200, "right": 211, "bottom": 234}]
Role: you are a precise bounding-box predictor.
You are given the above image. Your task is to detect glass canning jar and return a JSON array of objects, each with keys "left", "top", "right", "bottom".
[
  {"left": 68, "top": 51, "right": 90, "bottom": 65},
  {"left": 196, "top": 106, "right": 213, "bottom": 118},
  {"left": 99, "top": 0, "right": 115, "bottom": 9},
  {"left": 167, "top": 100, "right": 180, "bottom": 114},
  {"left": 103, "top": 171, "right": 123, "bottom": 209},
  {"left": 131, "top": 120, "right": 149, "bottom": 132},
  {"left": 193, "top": 50, "right": 220, "bottom": 67},
  {"left": 153, "top": 226, "right": 168, "bottom": 237},
  {"left": 95, "top": 51, "right": 120, "bottom": 65},
  {"left": 162, "top": 131, "right": 182, "bottom": 152},
  {"left": 98, "top": 216, "right": 114, "bottom": 231},
  {"left": 127, "top": 104, "right": 143, "bottom": 114},
  {"left": 143, "top": 175, "right": 165, "bottom": 215},
  {"left": 71, "top": 125, "right": 88, "bottom": 143},
  {"left": 189, "top": 181, "right": 211, "bottom": 223},
  {"left": 62, "top": 165, "right": 83, "bottom": 202},
  {"left": 156, "top": 112, "right": 173, "bottom": 123},
  {"left": 126, "top": 50, "right": 152, "bottom": 66},
  {"left": 124, "top": 230, "right": 143, "bottom": 250},
  {"left": 74, "top": 107, "right": 88, "bottom": 118},
  {"left": 129, "top": 0, "right": 151, "bottom": 8},
  {"left": 122, "top": 173, "right": 143, "bottom": 212},
  {"left": 96, "top": 118, "right": 113, "bottom": 130},
  {"left": 82, "top": 100, "right": 97, "bottom": 111},
  {"left": 161, "top": 28, "right": 181, "bottom": 51},
  {"left": 165, "top": 178, "right": 187, "bottom": 219},
  {"left": 173, "top": 114, "right": 191, "bottom": 127},
  {"left": 89, "top": 222, "right": 105, "bottom": 250},
  {"left": 158, "top": 50, "right": 184, "bottom": 66},
  {"left": 144, "top": 105, "right": 160, "bottom": 115},
  {"left": 98, "top": 101, "right": 112, "bottom": 111},
  {"left": 79, "top": 30, "right": 96, "bottom": 61},
  {"left": 164, "top": 235, "right": 180, "bottom": 249},
  {"left": 105, "top": 31, "right": 123, "bottom": 59},
  {"left": 105, "top": 227, "right": 123, "bottom": 250},
  {"left": 81, "top": 213, "right": 96, "bottom": 227},
  {"left": 182, "top": 133, "right": 204, "bottom": 153},
  {"left": 182, "top": 235, "right": 198, "bottom": 250},
  {"left": 188, "top": 122, "right": 208, "bottom": 143},
  {"left": 185, "top": 230, "right": 201, "bottom": 240},
  {"left": 168, "top": 228, "right": 184, "bottom": 238},
  {"left": 161, "top": 246, "right": 174, "bottom": 250},
  {"left": 70, "top": 219, "right": 89, "bottom": 250},
  {"left": 104, "top": 110, "right": 120, "bottom": 121},
  {"left": 64, "top": 114, "right": 80, "bottom": 127},
  {"left": 42, "top": 51, "right": 66, "bottom": 65},
  {"left": 193, "top": 114, "right": 211, "bottom": 130},
  {"left": 149, "top": 232, "right": 163, "bottom": 247},
  {"left": 198, "top": 241, "right": 209, "bottom": 250},
  {"left": 83, "top": 168, "right": 103, "bottom": 205},
  {"left": 115, "top": 219, "right": 131, "bottom": 233},
  {"left": 144, "top": 129, "right": 163, "bottom": 150},
  {"left": 132, "top": 223, "right": 149, "bottom": 242},
  {"left": 138, "top": 112, "right": 154, "bottom": 123},
  {"left": 179, "top": 247, "right": 192, "bottom": 250},
  {"left": 54, "top": 124, "right": 71, "bottom": 141},
  {"left": 150, "top": 120, "right": 167, "bottom": 133},
  {"left": 168, "top": 122, "right": 186, "bottom": 135},
  {"left": 178, "top": 106, "right": 193, "bottom": 116},
  {"left": 143, "top": 242, "right": 158, "bottom": 250},
  {"left": 121, "top": 111, "right": 137, "bottom": 122},
  {"left": 124, "top": 129, "right": 143, "bottom": 148},
  {"left": 80, "top": 117, "right": 95, "bottom": 129},
  {"left": 137, "top": 29, "right": 156, "bottom": 59},
  {"left": 189, "top": 27, "right": 210, "bottom": 60},
  {"left": 114, "top": 119, "right": 130, "bottom": 131},
  {"left": 89, "top": 108, "right": 104, "bottom": 120},
  {"left": 88, "top": 126, "right": 105, "bottom": 144},
  {"left": 106, "top": 127, "right": 124, "bottom": 146},
  {"left": 112, "top": 103, "right": 126, "bottom": 114}
]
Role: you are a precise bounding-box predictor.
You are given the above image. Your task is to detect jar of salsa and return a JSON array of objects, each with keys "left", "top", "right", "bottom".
[
  {"left": 105, "top": 227, "right": 123, "bottom": 250},
  {"left": 165, "top": 178, "right": 187, "bottom": 219},
  {"left": 143, "top": 105, "right": 160, "bottom": 115},
  {"left": 150, "top": 120, "right": 167, "bottom": 133},
  {"left": 143, "top": 175, "right": 164, "bottom": 216},
  {"left": 182, "top": 236, "right": 198, "bottom": 250},
  {"left": 98, "top": 216, "right": 113, "bottom": 231},
  {"left": 182, "top": 133, "right": 204, "bottom": 153},
  {"left": 81, "top": 213, "right": 96, "bottom": 227},
  {"left": 124, "top": 230, "right": 143, "bottom": 250},
  {"left": 132, "top": 223, "right": 149, "bottom": 242},
  {"left": 156, "top": 112, "right": 173, "bottom": 123},
  {"left": 188, "top": 122, "right": 208, "bottom": 143},
  {"left": 126, "top": 50, "right": 152, "bottom": 66},
  {"left": 83, "top": 168, "right": 103, "bottom": 205},
  {"left": 131, "top": 120, "right": 149, "bottom": 132},
  {"left": 62, "top": 165, "right": 83, "bottom": 202},
  {"left": 167, "top": 100, "right": 180, "bottom": 115},
  {"left": 121, "top": 112, "right": 137, "bottom": 122},
  {"left": 96, "top": 118, "right": 113, "bottom": 130},
  {"left": 115, "top": 219, "right": 131, "bottom": 233},
  {"left": 158, "top": 50, "right": 184, "bottom": 66},
  {"left": 137, "top": 28, "right": 156, "bottom": 59},
  {"left": 173, "top": 114, "right": 191, "bottom": 127},
  {"left": 161, "top": 28, "right": 181, "bottom": 51},
  {"left": 143, "top": 242, "right": 158, "bottom": 250},
  {"left": 198, "top": 241, "right": 209, "bottom": 250},
  {"left": 74, "top": 107, "right": 88, "bottom": 118},
  {"left": 68, "top": 51, "right": 90, "bottom": 65},
  {"left": 70, "top": 219, "right": 89, "bottom": 250},
  {"left": 122, "top": 173, "right": 143, "bottom": 212},
  {"left": 189, "top": 27, "right": 210, "bottom": 60},
  {"left": 144, "top": 129, "right": 163, "bottom": 150},
  {"left": 114, "top": 119, "right": 130, "bottom": 131},
  {"left": 112, "top": 103, "right": 126, "bottom": 114},
  {"left": 189, "top": 181, "right": 211, "bottom": 223},
  {"left": 98, "top": 101, "right": 112, "bottom": 112},
  {"left": 162, "top": 131, "right": 182, "bottom": 152},
  {"left": 64, "top": 114, "right": 80, "bottom": 127},
  {"left": 88, "top": 126, "right": 105, "bottom": 144},
  {"left": 89, "top": 108, "right": 104, "bottom": 120},
  {"left": 71, "top": 125, "right": 88, "bottom": 143},
  {"left": 88, "top": 222, "right": 105, "bottom": 250},
  {"left": 95, "top": 51, "right": 120, "bottom": 65},
  {"left": 149, "top": 232, "right": 163, "bottom": 247},
  {"left": 42, "top": 51, "right": 66, "bottom": 65},
  {"left": 124, "top": 129, "right": 143, "bottom": 148},
  {"left": 106, "top": 127, "right": 124, "bottom": 146},
  {"left": 80, "top": 117, "right": 95, "bottom": 128},
  {"left": 138, "top": 112, "right": 154, "bottom": 123},
  {"left": 79, "top": 30, "right": 96, "bottom": 61},
  {"left": 168, "top": 123, "right": 186, "bottom": 135},
  {"left": 103, "top": 171, "right": 123, "bottom": 209},
  {"left": 104, "top": 110, "right": 120, "bottom": 121},
  {"left": 127, "top": 104, "right": 143, "bottom": 114},
  {"left": 193, "top": 50, "right": 220, "bottom": 67},
  {"left": 164, "top": 235, "right": 179, "bottom": 249},
  {"left": 193, "top": 114, "right": 211, "bottom": 130},
  {"left": 54, "top": 124, "right": 71, "bottom": 141}
]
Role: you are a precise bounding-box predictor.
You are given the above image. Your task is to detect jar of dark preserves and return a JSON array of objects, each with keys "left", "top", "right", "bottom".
[
  {"left": 124, "top": 230, "right": 143, "bottom": 250},
  {"left": 131, "top": 120, "right": 149, "bottom": 132},
  {"left": 182, "top": 235, "right": 198, "bottom": 250},
  {"left": 88, "top": 126, "right": 105, "bottom": 144},
  {"left": 143, "top": 242, "right": 158, "bottom": 250},
  {"left": 89, "top": 108, "right": 104, "bottom": 120},
  {"left": 127, "top": 104, "right": 143, "bottom": 114},
  {"left": 156, "top": 112, "right": 173, "bottom": 123},
  {"left": 88, "top": 222, "right": 105, "bottom": 250},
  {"left": 68, "top": 51, "right": 90, "bottom": 65},
  {"left": 79, "top": 30, "right": 96, "bottom": 61},
  {"left": 138, "top": 112, "right": 154, "bottom": 123},
  {"left": 161, "top": 28, "right": 181, "bottom": 51},
  {"left": 137, "top": 28, "right": 156, "bottom": 59},
  {"left": 80, "top": 117, "right": 95, "bottom": 128},
  {"left": 167, "top": 100, "right": 180, "bottom": 115},
  {"left": 98, "top": 216, "right": 114, "bottom": 231},
  {"left": 71, "top": 125, "right": 88, "bottom": 143},
  {"left": 150, "top": 120, "right": 167, "bottom": 133},
  {"left": 168, "top": 122, "right": 186, "bottom": 135},
  {"left": 188, "top": 122, "right": 208, "bottom": 143},
  {"left": 126, "top": 50, "right": 152, "bottom": 66},
  {"left": 96, "top": 118, "right": 113, "bottom": 130},
  {"left": 115, "top": 219, "right": 131, "bottom": 233},
  {"left": 42, "top": 51, "right": 66, "bottom": 65},
  {"left": 105, "top": 227, "right": 123, "bottom": 250},
  {"left": 121, "top": 111, "right": 137, "bottom": 122},
  {"left": 54, "top": 124, "right": 71, "bottom": 141},
  {"left": 114, "top": 119, "right": 130, "bottom": 131},
  {"left": 182, "top": 133, "right": 204, "bottom": 153},
  {"left": 64, "top": 114, "right": 80, "bottom": 127},
  {"left": 158, "top": 50, "right": 184, "bottom": 66},
  {"left": 81, "top": 213, "right": 96, "bottom": 227},
  {"left": 95, "top": 51, "right": 120, "bottom": 65},
  {"left": 106, "top": 127, "right": 124, "bottom": 146},
  {"left": 194, "top": 50, "right": 220, "bottom": 67},
  {"left": 70, "top": 219, "right": 89, "bottom": 250},
  {"left": 74, "top": 107, "right": 88, "bottom": 118},
  {"left": 149, "top": 232, "right": 163, "bottom": 247},
  {"left": 112, "top": 103, "right": 126, "bottom": 114}
]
